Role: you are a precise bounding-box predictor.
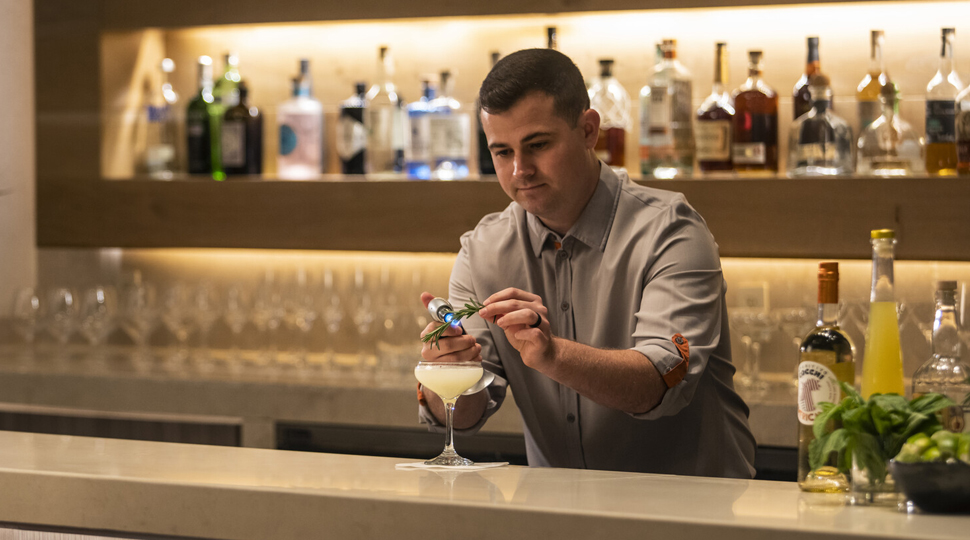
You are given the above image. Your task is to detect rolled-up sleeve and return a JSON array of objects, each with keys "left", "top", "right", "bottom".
[
  {"left": 417, "top": 233, "right": 509, "bottom": 435},
  {"left": 628, "top": 198, "right": 726, "bottom": 420}
]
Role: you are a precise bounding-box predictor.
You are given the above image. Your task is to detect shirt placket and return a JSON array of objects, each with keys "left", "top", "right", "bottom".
[{"left": 554, "top": 239, "right": 583, "bottom": 467}]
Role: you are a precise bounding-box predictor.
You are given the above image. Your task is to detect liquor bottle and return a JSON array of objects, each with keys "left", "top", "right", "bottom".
[
  {"left": 957, "top": 81, "right": 970, "bottom": 175},
  {"left": 337, "top": 82, "right": 367, "bottom": 175},
  {"left": 732, "top": 50, "right": 778, "bottom": 174},
  {"left": 797, "top": 262, "right": 854, "bottom": 492},
  {"left": 221, "top": 80, "right": 262, "bottom": 175},
  {"left": 213, "top": 52, "right": 241, "bottom": 110},
  {"left": 405, "top": 80, "right": 434, "bottom": 180},
  {"left": 695, "top": 42, "right": 734, "bottom": 173},
  {"left": 186, "top": 55, "right": 223, "bottom": 180},
  {"left": 857, "top": 30, "right": 894, "bottom": 132},
  {"left": 429, "top": 70, "right": 471, "bottom": 180},
  {"left": 277, "top": 59, "right": 324, "bottom": 180},
  {"left": 861, "top": 229, "right": 905, "bottom": 400},
  {"left": 925, "top": 28, "right": 964, "bottom": 176},
  {"left": 793, "top": 37, "right": 822, "bottom": 121},
  {"left": 478, "top": 51, "right": 500, "bottom": 176},
  {"left": 641, "top": 39, "right": 693, "bottom": 178},
  {"left": 912, "top": 281, "right": 970, "bottom": 420},
  {"left": 547, "top": 26, "right": 557, "bottom": 50},
  {"left": 142, "top": 58, "right": 179, "bottom": 179},
  {"left": 365, "top": 46, "right": 405, "bottom": 174},
  {"left": 787, "top": 74, "right": 854, "bottom": 176},
  {"left": 588, "top": 59, "right": 631, "bottom": 168},
  {"left": 857, "top": 85, "right": 925, "bottom": 176}
]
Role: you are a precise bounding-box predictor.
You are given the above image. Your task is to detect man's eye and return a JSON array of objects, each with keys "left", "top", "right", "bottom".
[
  {"left": 530, "top": 141, "right": 548, "bottom": 150},
  {"left": 493, "top": 149, "right": 511, "bottom": 158}
]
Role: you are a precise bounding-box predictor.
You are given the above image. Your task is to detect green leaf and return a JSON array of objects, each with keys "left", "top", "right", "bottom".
[
  {"left": 813, "top": 400, "right": 845, "bottom": 440},
  {"left": 839, "top": 381, "right": 864, "bottom": 406},
  {"left": 869, "top": 393, "right": 911, "bottom": 435},
  {"left": 842, "top": 406, "right": 875, "bottom": 436},
  {"left": 853, "top": 431, "right": 888, "bottom": 484},
  {"left": 909, "top": 393, "right": 956, "bottom": 415},
  {"left": 809, "top": 428, "right": 851, "bottom": 473}
]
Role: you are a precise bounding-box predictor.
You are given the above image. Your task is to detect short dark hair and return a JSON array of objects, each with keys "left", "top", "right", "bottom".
[{"left": 479, "top": 48, "right": 589, "bottom": 127}]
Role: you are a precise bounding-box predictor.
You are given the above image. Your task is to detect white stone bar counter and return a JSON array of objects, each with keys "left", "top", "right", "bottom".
[{"left": 0, "top": 431, "right": 966, "bottom": 540}]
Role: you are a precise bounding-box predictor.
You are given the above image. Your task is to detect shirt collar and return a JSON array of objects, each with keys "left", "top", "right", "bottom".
[{"left": 527, "top": 162, "right": 624, "bottom": 257}]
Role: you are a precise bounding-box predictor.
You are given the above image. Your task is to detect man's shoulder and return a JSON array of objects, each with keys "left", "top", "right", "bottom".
[
  {"left": 460, "top": 201, "right": 524, "bottom": 248},
  {"left": 614, "top": 176, "right": 704, "bottom": 227}
]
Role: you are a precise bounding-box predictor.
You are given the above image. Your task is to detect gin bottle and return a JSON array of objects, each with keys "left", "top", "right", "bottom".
[
  {"left": 142, "top": 58, "right": 179, "bottom": 179},
  {"left": 793, "top": 37, "right": 823, "bottom": 121},
  {"left": 732, "top": 51, "right": 778, "bottom": 174},
  {"left": 925, "top": 28, "right": 964, "bottom": 175},
  {"left": 221, "top": 80, "right": 262, "bottom": 175},
  {"left": 857, "top": 30, "right": 895, "bottom": 132},
  {"left": 213, "top": 52, "right": 241, "bottom": 110},
  {"left": 405, "top": 80, "right": 434, "bottom": 180},
  {"left": 588, "top": 59, "right": 631, "bottom": 168},
  {"left": 277, "top": 59, "right": 324, "bottom": 180},
  {"left": 912, "top": 281, "right": 970, "bottom": 424},
  {"left": 365, "top": 46, "right": 405, "bottom": 174},
  {"left": 641, "top": 39, "right": 693, "bottom": 178},
  {"left": 695, "top": 42, "right": 734, "bottom": 173},
  {"left": 337, "top": 82, "right": 367, "bottom": 175},
  {"left": 429, "top": 70, "right": 471, "bottom": 180},
  {"left": 787, "top": 74, "right": 854, "bottom": 177},
  {"left": 857, "top": 85, "right": 925, "bottom": 176},
  {"left": 186, "top": 55, "right": 223, "bottom": 179}
]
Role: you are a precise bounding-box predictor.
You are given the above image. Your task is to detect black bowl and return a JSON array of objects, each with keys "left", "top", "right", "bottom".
[{"left": 889, "top": 459, "right": 970, "bottom": 514}]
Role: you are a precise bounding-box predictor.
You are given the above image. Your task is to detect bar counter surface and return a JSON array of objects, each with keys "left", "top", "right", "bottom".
[{"left": 0, "top": 431, "right": 966, "bottom": 540}]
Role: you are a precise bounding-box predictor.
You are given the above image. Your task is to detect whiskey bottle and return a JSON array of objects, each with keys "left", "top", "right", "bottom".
[
  {"left": 793, "top": 37, "right": 822, "bottom": 121},
  {"left": 857, "top": 30, "right": 895, "bottom": 132},
  {"left": 337, "top": 82, "right": 367, "bottom": 175},
  {"left": 912, "top": 281, "right": 970, "bottom": 423},
  {"left": 857, "top": 85, "right": 925, "bottom": 176},
  {"left": 142, "top": 58, "right": 180, "bottom": 179},
  {"left": 732, "top": 51, "right": 778, "bottom": 174},
  {"left": 277, "top": 59, "right": 324, "bottom": 180},
  {"left": 797, "top": 262, "right": 854, "bottom": 492},
  {"left": 588, "top": 59, "right": 631, "bottom": 168},
  {"left": 696, "top": 42, "right": 734, "bottom": 173},
  {"left": 429, "top": 70, "right": 471, "bottom": 180},
  {"left": 365, "top": 46, "right": 405, "bottom": 174},
  {"left": 787, "top": 74, "right": 854, "bottom": 177},
  {"left": 405, "top": 80, "right": 435, "bottom": 180},
  {"left": 478, "top": 51, "right": 500, "bottom": 176},
  {"left": 641, "top": 39, "right": 693, "bottom": 178},
  {"left": 186, "top": 55, "right": 223, "bottom": 179},
  {"left": 957, "top": 76, "right": 970, "bottom": 175},
  {"left": 221, "top": 80, "right": 262, "bottom": 175},
  {"left": 925, "top": 28, "right": 964, "bottom": 175}
]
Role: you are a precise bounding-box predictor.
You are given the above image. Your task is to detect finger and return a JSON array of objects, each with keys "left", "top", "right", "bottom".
[
  {"left": 420, "top": 291, "right": 435, "bottom": 309},
  {"left": 483, "top": 287, "right": 541, "bottom": 307},
  {"left": 481, "top": 299, "right": 545, "bottom": 320},
  {"left": 422, "top": 342, "right": 482, "bottom": 363},
  {"left": 419, "top": 320, "right": 465, "bottom": 339},
  {"left": 427, "top": 334, "right": 478, "bottom": 356},
  {"left": 495, "top": 308, "right": 543, "bottom": 330}
]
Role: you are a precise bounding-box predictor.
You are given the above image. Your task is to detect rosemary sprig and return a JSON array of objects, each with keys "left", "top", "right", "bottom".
[{"left": 421, "top": 298, "right": 485, "bottom": 349}]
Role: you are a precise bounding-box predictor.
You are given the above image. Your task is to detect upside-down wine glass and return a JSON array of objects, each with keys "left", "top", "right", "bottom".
[{"left": 414, "top": 360, "right": 484, "bottom": 466}]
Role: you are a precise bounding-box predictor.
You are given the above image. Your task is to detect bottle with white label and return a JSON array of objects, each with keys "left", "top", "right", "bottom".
[
  {"left": 337, "top": 82, "right": 367, "bottom": 175},
  {"left": 277, "top": 59, "right": 324, "bottom": 180},
  {"left": 925, "top": 28, "right": 964, "bottom": 175},
  {"left": 787, "top": 74, "right": 854, "bottom": 177},
  {"left": 429, "top": 70, "right": 471, "bottom": 180},
  {"left": 405, "top": 80, "right": 434, "bottom": 180},
  {"left": 731, "top": 50, "right": 778, "bottom": 174},
  {"left": 797, "top": 262, "right": 855, "bottom": 493},
  {"left": 365, "top": 46, "right": 406, "bottom": 174},
  {"left": 221, "top": 80, "right": 262, "bottom": 175},
  {"left": 641, "top": 39, "right": 693, "bottom": 179},
  {"left": 695, "top": 42, "right": 734, "bottom": 173},
  {"left": 142, "top": 58, "right": 180, "bottom": 179}
]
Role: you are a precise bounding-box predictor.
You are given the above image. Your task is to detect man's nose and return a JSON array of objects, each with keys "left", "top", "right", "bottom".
[{"left": 512, "top": 154, "right": 535, "bottom": 179}]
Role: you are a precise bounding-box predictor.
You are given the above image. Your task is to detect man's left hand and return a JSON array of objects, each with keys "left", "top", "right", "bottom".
[{"left": 478, "top": 288, "right": 554, "bottom": 371}]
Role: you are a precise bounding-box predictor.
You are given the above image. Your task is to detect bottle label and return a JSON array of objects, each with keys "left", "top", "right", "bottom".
[
  {"left": 147, "top": 104, "right": 170, "bottom": 123},
  {"left": 858, "top": 100, "right": 881, "bottom": 131},
  {"left": 336, "top": 115, "right": 367, "bottom": 161},
  {"left": 696, "top": 120, "right": 731, "bottom": 160},
  {"left": 221, "top": 120, "right": 246, "bottom": 167},
  {"left": 407, "top": 114, "right": 432, "bottom": 161},
  {"left": 797, "top": 357, "right": 841, "bottom": 426},
  {"left": 278, "top": 112, "right": 323, "bottom": 169},
  {"left": 797, "top": 143, "right": 838, "bottom": 163},
  {"left": 429, "top": 113, "right": 471, "bottom": 159},
  {"left": 926, "top": 100, "right": 957, "bottom": 144},
  {"left": 732, "top": 142, "right": 766, "bottom": 164}
]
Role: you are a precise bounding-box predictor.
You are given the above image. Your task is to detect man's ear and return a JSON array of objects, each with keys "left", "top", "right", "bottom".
[{"left": 580, "top": 108, "right": 600, "bottom": 150}]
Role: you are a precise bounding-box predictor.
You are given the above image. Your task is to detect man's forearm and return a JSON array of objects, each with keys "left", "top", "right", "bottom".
[
  {"left": 538, "top": 338, "right": 667, "bottom": 414},
  {"left": 424, "top": 387, "right": 489, "bottom": 429}
]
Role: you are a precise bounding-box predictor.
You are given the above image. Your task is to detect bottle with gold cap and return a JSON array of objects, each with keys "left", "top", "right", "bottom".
[
  {"left": 861, "top": 229, "right": 905, "bottom": 399},
  {"left": 797, "top": 262, "right": 855, "bottom": 492}
]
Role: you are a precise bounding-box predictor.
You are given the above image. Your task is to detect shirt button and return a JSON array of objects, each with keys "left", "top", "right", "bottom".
[
  {"left": 557, "top": 250, "right": 568, "bottom": 261},
  {"left": 561, "top": 302, "right": 570, "bottom": 311},
  {"left": 566, "top": 413, "right": 576, "bottom": 423}
]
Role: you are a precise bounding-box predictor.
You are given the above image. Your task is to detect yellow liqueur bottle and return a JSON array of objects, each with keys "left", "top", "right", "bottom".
[
  {"left": 797, "top": 262, "right": 855, "bottom": 492},
  {"left": 861, "top": 229, "right": 905, "bottom": 399}
]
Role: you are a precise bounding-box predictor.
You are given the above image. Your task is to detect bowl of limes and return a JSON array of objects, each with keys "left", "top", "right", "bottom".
[{"left": 890, "top": 431, "right": 970, "bottom": 514}]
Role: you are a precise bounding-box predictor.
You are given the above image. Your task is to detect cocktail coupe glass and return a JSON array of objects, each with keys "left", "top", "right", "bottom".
[{"left": 414, "top": 360, "right": 485, "bottom": 466}]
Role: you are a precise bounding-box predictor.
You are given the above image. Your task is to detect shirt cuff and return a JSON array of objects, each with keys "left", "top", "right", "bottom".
[{"left": 629, "top": 339, "right": 694, "bottom": 420}]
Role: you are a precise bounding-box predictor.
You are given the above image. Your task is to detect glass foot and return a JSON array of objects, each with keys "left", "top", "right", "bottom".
[{"left": 425, "top": 448, "right": 474, "bottom": 467}]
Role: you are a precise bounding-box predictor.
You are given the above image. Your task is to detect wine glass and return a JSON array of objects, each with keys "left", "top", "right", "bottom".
[
  {"left": 119, "top": 273, "right": 159, "bottom": 371},
  {"left": 223, "top": 282, "right": 251, "bottom": 373},
  {"left": 78, "top": 285, "right": 118, "bottom": 369},
  {"left": 351, "top": 267, "right": 378, "bottom": 382},
  {"left": 252, "top": 271, "right": 285, "bottom": 371},
  {"left": 161, "top": 282, "right": 195, "bottom": 370},
  {"left": 191, "top": 282, "right": 221, "bottom": 370},
  {"left": 730, "top": 309, "right": 774, "bottom": 401},
  {"left": 775, "top": 306, "right": 815, "bottom": 396},
  {"left": 12, "top": 287, "right": 44, "bottom": 345},
  {"left": 414, "top": 360, "right": 484, "bottom": 467},
  {"left": 46, "top": 287, "right": 79, "bottom": 345},
  {"left": 283, "top": 269, "right": 318, "bottom": 373},
  {"left": 320, "top": 269, "right": 345, "bottom": 377}
]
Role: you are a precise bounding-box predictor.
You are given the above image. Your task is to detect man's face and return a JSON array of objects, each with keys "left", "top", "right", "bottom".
[{"left": 481, "top": 91, "right": 600, "bottom": 234}]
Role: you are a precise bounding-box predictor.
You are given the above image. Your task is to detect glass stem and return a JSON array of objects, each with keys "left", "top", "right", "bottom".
[{"left": 444, "top": 399, "right": 457, "bottom": 454}]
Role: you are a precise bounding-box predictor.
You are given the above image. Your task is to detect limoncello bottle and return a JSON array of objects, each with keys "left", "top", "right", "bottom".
[{"left": 861, "top": 229, "right": 905, "bottom": 399}]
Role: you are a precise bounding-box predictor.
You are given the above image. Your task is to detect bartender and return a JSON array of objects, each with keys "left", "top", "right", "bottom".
[{"left": 417, "top": 48, "right": 756, "bottom": 478}]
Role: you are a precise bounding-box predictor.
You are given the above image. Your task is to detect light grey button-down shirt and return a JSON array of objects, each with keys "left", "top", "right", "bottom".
[{"left": 420, "top": 163, "right": 756, "bottom": 478}]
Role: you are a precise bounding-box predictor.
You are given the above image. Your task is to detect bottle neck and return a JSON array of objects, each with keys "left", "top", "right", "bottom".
[
  {"left": 870, "top": 238, "right": 896, "bottom": 303},
  {"left": 817, "top": 276, "right": 839, "bottom": 326},
  {"left": 869, "top": 35, "right": 885, "bottom": 74},
  {"left": 818, "top": 302, "right": 840, "bottom": 327},
  {"left": 932, "top": 292, "right": 962, "bottom": 358},
  {"left": 713, "top": 46, "right": 728, "bottom": 88},
  {"left": 939, "top": 36, "right": 955, "bottom": 74},
  {"left": 805, "top": 60, "right": 819, "bottom": 77}
]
